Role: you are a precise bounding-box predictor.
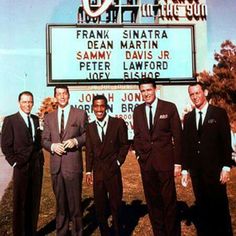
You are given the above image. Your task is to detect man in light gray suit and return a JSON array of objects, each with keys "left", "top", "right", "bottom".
[{"left": 42, "top": 85, "right": 88, "bottom": 236}]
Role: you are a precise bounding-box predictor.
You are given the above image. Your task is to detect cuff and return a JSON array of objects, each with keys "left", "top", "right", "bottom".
[
  {"left": 222, "top": 166, "right": 230, "bottom": 172},
  {"left": 73, "top": 138, "right": 78, "bottom": 147},
  {"left": 181, "top": 170, "right": 188, "bottom": 175},
  {"left": 51, "top": 144, "right": 54, "bottom": 153},
  {"left": 86, "top": 172, "right": 92, "bottom": 175}
]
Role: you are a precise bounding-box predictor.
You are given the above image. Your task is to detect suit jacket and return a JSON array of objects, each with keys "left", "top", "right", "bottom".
[
  {"left": 1, "top": 112, "right": 44, "bottom": 168},
  {"left": 42, "top": 107, "right": 88, "bottom": 175},
  {"left": 86, "top": 116, "right": 129, "bottom": 180},
  {"left": 133, "top": 99, "right": 182, "bottom": 171},
  {"left": 183, "top": 104, "right": 232, "bottom": 173}
]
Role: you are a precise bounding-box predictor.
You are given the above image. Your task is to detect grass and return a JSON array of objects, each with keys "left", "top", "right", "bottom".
[{"left": 1, "top": 150, "right": 236, "bottom": 235}]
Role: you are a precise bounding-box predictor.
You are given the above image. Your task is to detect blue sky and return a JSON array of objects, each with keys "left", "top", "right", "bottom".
[{"left": 0, "top": 0, "right": 235, "bottom": 116}]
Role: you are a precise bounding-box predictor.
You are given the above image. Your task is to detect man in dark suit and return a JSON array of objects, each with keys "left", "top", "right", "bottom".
[
  {"left": 1, "top": 91, "right": 44, "bottom": 236},
  {"left": 86, "top": 95, "right": 129, "bottom": 236},
  {"left": 182, "top": 82, "right": 232, "bottom": 236},
  {"left": 133, "top": 78, "right": 182, "bottom": 236},
  {"left": 42, "top": 85, "right": 88, "bottom": 236}
]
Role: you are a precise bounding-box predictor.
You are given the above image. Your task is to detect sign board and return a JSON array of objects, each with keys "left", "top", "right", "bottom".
[{"left": 46, "top": 24, "right": 196, "bottom": 85}]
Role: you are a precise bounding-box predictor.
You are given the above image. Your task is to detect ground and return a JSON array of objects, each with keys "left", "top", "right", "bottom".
[{"left": 1, "top": 150, "right": 236, "bottom": 235}]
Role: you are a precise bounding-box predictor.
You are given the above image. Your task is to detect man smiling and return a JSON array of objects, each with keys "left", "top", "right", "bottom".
[{"left": 86, "top": 94, "right": 129, "bottom": 236}]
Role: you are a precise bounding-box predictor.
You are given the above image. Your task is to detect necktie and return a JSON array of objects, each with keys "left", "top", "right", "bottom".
[
  {"left": 60, "top": 110, "right": 64, "bottom": 140},
  {"left": 97, "top": 121, "right": 106, "bottom": 142},
  {"left": 198, "top": 111, "right": 202, "bottom": 136},
  {"left": 27, "top": 115, "right": 33, "bottom": 137},
  {"left": 149, "top": 105, "right": 153, "bottom": 131}
]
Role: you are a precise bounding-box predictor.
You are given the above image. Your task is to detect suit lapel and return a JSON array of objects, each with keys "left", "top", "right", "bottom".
[
  {"left": 16, "top": 112, "right": 28, "bottom": 130},
  {"left": 54, "top": 110, "right": 60, "bottom": 140},
  {"left": 202, "top": 105, "right": 213, "bottom": 132},
  {"left": 92, "top": 121, "right": 102, "bottom": 144},
  {"left": 140, "top": 104, "right": 149, "bottom": 134},
  {"left": 62, "top": 107, "right": 72, "bottom": 139},
  {"left": 103, "top": 117, "right": 113, "bottom": 144},
  {"left": 152, "top": 100, "right": 163, "bottom": 131},
  {"left": 191, "top": 109, "right": 197, "bottom": 131},
  {"left": 16, "top": 112, "right": 34, "bottom": 142}
]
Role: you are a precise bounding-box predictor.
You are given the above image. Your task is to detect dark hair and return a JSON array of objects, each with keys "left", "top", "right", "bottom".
[
  {"left": 188, "top": 82, "right": 207, "bottom": 91},
  {"left": 18, "top": 91, "right": 34, "bottom": 102},
  {"left": 54, "top": 85, "right": 69, "bottom": 97},
  {"left": 92, "top": 94, "right": 108, "bottom": 107},
  {"left": 138, "top": 78, "right": 156, "bottom": 89}
]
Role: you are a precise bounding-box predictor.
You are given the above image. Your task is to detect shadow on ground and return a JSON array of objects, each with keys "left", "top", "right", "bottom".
[{"left": 36, "top": 198, "right": 148, "bottom": 236}]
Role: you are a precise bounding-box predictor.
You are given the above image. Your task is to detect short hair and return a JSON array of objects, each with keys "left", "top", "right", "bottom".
[
  {"left": 18, "top": 91, "right": 34, "bottom": 102},
  {"left": 54, "top": 85, "right": 69, "bottom": 97},
  {"left": 138, "top": 78, "right": 156, "bottom": 89},
  {"left": 92, "top": 94, "right": 108, "bottom": 107},
  {"left": 188, "top": 82, "right": 207, "bottom": 91}
]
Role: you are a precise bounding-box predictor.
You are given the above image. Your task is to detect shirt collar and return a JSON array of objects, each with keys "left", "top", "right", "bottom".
[
  {"left": 96, "top": 114, "right": 109, "bottom": 126},
  {"left": 19, "top": 108, "right": 31, "bottom": 119},
  {"left": 195, "top": 102, "right": 208, "bottom": 115},
  {"left": 145, "top": 97, "right": 158, "bottom": 110},
  {"left": 58, "top": 104, "right": 70, "bottom": 113}
]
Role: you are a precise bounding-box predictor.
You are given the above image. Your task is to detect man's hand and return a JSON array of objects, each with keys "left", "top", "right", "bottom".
[
  {"left": 63, "top": 139, "right": 77, "bottom": 149},
  {"left": 174, "top": 165, "right": 181, "bottom": 177},
  {"left": 220, "top": 170, "right": 230, "bottom": 184},
  {"left": 52, "top": 143, "right": 65, "bottom": 155},
  {"left": 86, "top": 173, "right": 93, "bottom": 185}
]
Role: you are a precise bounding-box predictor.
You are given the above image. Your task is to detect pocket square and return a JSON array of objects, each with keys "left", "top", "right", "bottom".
[
  {"left": 159, "top": 114, "right": 168, "bottom": 119},
  {"left": 208, "top": 119, "right": 216, "bottom": 124}
]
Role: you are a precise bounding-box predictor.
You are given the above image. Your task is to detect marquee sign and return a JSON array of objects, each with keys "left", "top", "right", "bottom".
[{"left": 46, "top": 24, "right": 195, "bottom": 85}]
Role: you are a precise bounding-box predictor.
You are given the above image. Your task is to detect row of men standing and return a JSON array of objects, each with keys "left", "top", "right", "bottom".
[{"left": 1, "top": 78, "right": 233, "bottom": 236}]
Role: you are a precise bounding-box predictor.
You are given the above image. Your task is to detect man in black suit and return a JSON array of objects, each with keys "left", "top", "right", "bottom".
[
  {"left": 133, "top": 78, "right": 182, "bottom": 236},
  {"left": 1, "top": 91, "right": 44, "bottom": 236},
  {"left": 86, "top": 95, "right": 129, "bottom": 236},
  {"left": 182, "top": 82, "right": 232, "bottom": 236}
]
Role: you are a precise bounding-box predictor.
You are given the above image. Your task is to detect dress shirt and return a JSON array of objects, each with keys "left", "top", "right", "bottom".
[
  {"left": 145, "top": 97, "right": 158, "bottom": 129},
  {"left": 58, "top": 105, "right": 71, "bottom": 133},
  {"left": 195, "top": 103, "right": 208, "bottom": 130},
  {"left": 96, "top": 115, "right": 109, "bottom": 142},
  {"left": 19, "top": 109, "right": 35, "bottom": 140}
]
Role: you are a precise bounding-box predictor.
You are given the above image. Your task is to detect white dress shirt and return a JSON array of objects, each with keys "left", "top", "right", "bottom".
[
  {"left": 58, "top": 104, "right": 71, "bottom": 132},
  {"left": 145, "top": 97, "right": 158, "bottom": 129}
]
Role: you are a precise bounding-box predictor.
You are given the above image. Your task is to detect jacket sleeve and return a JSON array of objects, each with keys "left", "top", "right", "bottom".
[
  {"left": 85, "top": 126, "right": 94, "bottom": 172},
  {"left": 169, "top": 104, "right": 183, "bottom": 165},
  {"left": 116, "top": 119, "right": 129, "bottom": 165},
  {"left": 75, "top": 110, "right": 88, "bottom": 148},
  {"left": 1, "top": 117, "right": 33, "bottom": 167}
]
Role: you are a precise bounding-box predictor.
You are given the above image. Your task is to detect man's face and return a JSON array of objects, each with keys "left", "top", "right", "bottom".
[
  {"left": 19, "top": 94, "right": 34, "bottom": 115},
  {"left": 139, "top": 83, "right": 156, "bottom": 105},
  {"left": 93, "top": 99, "right": 107, "bottom": 121},
  {"left": 55, "top": 88, "right": 69, "bottom": 108},
  {"left": 188, "top": 84, "right": 208, "bottom": 109}
]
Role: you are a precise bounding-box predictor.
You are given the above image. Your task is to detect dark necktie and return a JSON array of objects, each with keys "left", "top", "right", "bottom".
[
  {"left": 97, "top": 121, "right": 106, "bottom": 142},
  {"left": 27, "top": 115, "right": 33, "bottom": 137},
  {"left": 60, "top": 110, "right": 64, "bottom": 140},
  {"left": 149, "top": 105, "right": 153, "bottom": 131},
  {"left": 198, "top": 111, "right": 203, "bottom": 136}
]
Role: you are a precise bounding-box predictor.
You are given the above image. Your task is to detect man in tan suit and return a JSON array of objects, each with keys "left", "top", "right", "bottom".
[{"left": 42, "top": 85, "right": 88, "bottom": 236}]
